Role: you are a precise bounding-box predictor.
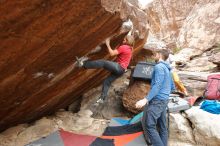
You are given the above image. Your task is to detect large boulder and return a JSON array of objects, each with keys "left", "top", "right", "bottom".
[
  {"left": 185, "top": 107, "right": 220, "bottom": 146},
  {"left": 176, "top": 0, "right": 220, "bottom": 61},
  {"left": 143, "top": 0, "right": 220, "bottom": 63},
  {"left": 177, "top": 71, "right": 208, "bottom": 97},
  {"left": 209, "top": 52, "right": 220, "bottom": 66},
  {"left": 182, "top": 56, "right": 216, "bottom": 72},
  {"left": 0, "top": 0, "right": 148, "bottom": 131},
  {"left": 122, "top": 81, "right": 151, "bottom": 114},
  {"left": 169, "top": 107, "right": 220, "bottom": 146},
  {"left": 169, "top": 113, "right": 196, "bottom": 145},
  {"left": 144, "top": 0, "right": 198, "bottom": 46}
]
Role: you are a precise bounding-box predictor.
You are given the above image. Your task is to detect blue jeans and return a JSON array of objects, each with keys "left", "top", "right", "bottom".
[
  {"left": 84, "top": 60, "right": 124, "bottom": 99},
  {"left": 142, "top": 99, "right": 169, "bottom": 146}
]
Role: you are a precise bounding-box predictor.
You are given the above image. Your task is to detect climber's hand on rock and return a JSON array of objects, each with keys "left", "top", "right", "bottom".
[
  {"left": 135, "top": 98, "right": 148, "bottom": 108},
  {"left": 105, "top": 38, "right": 111, "bottom": 46}
]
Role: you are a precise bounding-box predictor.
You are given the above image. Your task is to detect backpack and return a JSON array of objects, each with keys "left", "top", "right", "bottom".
[{"left": 204, "top": 74, "right": 220, "bottom": 100}]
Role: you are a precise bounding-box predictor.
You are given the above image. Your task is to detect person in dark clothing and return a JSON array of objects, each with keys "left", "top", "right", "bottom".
[
  {"left": 135, "top": 49, "right": 176, "bottom": 146},
  {"left": 76, "top": 36, "right": 134, "bottom": 104}
]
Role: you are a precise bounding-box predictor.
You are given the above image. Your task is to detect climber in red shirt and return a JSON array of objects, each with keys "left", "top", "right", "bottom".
[{"left": 76, "top": 36, "right": 134, "bottom": 104}]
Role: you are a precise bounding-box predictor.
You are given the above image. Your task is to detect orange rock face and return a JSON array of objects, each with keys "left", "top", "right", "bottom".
[{"left": 0, "top": 0, "right": 147, "bottom": 131}]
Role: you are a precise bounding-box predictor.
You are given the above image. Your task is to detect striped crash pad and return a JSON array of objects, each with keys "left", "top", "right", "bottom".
[{"left": 26, "top": 112, "right": 147, "bottom": 146}]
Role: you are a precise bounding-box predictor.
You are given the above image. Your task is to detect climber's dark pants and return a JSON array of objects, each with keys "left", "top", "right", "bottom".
[{"left": 84, "top": 60, "right": 125, "bottom": 100}]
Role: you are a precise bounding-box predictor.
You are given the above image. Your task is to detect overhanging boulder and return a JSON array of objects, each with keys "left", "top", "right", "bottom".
[{"left": 0, "top": 0, "right": 148, "bottom": 131}]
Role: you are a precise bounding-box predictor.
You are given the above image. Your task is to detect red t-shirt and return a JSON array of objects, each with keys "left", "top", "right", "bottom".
[{"left": 116, "top": 45, "right": 132, "bottom": 69}]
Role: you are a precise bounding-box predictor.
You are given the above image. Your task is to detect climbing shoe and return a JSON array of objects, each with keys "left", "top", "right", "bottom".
[
  {"left": 75, "top": 56, "right": 88, "bottom": 67},
  {"left": 93, "top": 98, "right": 104, "bottom": 106},
  {"left": 96, "top": 98, "right": 104, "bottom": 104}
]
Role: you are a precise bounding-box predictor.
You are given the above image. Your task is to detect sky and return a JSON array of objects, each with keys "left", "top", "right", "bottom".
[{"left": 138, "top": 0, "right": 153, "bottom": 9}]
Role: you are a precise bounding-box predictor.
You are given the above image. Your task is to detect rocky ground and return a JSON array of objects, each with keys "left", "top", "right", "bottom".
[{"left": 0, "top": 109, "right": 109, "bottom": 146}]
